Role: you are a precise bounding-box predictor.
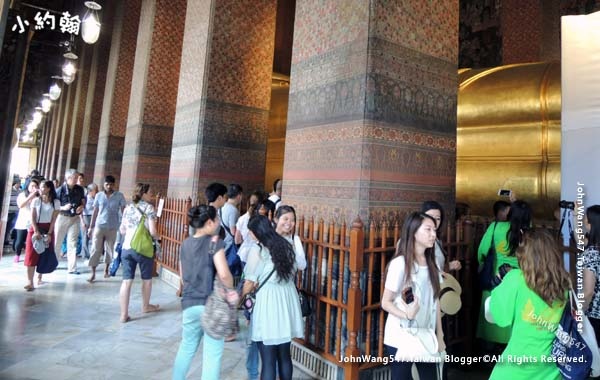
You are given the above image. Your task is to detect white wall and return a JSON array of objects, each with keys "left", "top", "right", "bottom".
[{"left": 561, "top": 12, "right": 600, "bottom": 209}]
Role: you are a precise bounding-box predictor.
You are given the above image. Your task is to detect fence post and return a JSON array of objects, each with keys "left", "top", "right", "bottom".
[{"left": 344, "top": 216, "right": 364, "bottom": 380}]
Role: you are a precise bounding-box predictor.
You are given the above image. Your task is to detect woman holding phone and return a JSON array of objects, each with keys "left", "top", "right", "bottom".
[{"left": 381, "top": 212, "right": 444, "bottom": 379}]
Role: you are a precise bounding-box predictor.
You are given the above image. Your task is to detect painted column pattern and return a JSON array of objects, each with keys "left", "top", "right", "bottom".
[
  {"left": 48, "top": 87, "right": 65, "bottom": 180},
  {"left": 78, "top": 5, "right": 113, "bottom": 180},
  {"left": 55, "top": 83, "right": 75, "bottom": 180},
  {"left": 119, "top": 0, "right": 186, "bottom": 197},
  {"left": 65, "top": 47, "right": 90, "bottom": 170},
  {"left": 168, "top": 0, "right": 277, "bottom": 198},
  {"left": 284, "top": 0, "right": 458, "bottom": 222},
  {"left": 94, "top": 0, "right": 141, "bottom": 186}
]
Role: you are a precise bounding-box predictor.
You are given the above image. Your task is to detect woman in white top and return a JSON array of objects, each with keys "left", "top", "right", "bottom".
[
  {"left": 274, "top": 205, "right": 306, "bottom": 271},
  {"left": 13, "top": 179, "right": 40, "bottom": 263},
  {"left": 25, "top": 181, "right": 60, "bottom": 290},
  {"left": 235, "top": 191, "right": 263, "bottom": 264},
  {"left": 381, "top": 212, "right": 445, "bottom": 379}
]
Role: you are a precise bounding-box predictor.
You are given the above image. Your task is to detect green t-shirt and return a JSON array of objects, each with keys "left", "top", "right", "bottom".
[
  {"left": 478, "top": 221, "right": 519, "bottom": 272},
  {"left": 488, "top": 269, "right": 566, "bottom": 380}
]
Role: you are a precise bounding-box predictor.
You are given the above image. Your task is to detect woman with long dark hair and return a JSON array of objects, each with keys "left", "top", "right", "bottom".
[
  {"left": 118, "top": 183, "right": 160, "bottom": 322},
  {"left": 13, "top": 179, "right": 40, "bottom": 263},
  {"left": 486, "top": 229, "right": 569, "bottom": 379},
  {"left": 24, "top": 180, "right": 59, "bottom": 290},
  {"left": 477, "top": 200, "right": 532, "bottom": 345},
  {"left": 243, "top": 215, "right": 303, "bottom": 380},
  {"left": 582, "top": 205, "right": 600, "bottom": 343},
  {"left": 172, "top": 205, "right": 234, "bottom": 380},
  {"left": 421, "top": 201, "right": 461, "bottom": 272},
  {"left": 381, "top": 212, "right": 444, "bottom": 379}
]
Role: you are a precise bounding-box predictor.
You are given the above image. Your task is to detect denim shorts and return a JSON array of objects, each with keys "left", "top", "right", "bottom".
[{"left": 121, "top": 248, "right": 153, "bottom": 280}]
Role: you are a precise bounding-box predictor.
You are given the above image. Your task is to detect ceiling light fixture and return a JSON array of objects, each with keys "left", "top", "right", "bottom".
[{"left": 81, "top": 1, "right": 102, "bottom": 44}]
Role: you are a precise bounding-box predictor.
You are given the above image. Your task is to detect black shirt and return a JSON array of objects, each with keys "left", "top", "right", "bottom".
[
  {"left": 180, "top": 235, "right": 224, "bottom": 310},
  {"left": 56, "top": 184, "right": 86, "bottom": 215}
]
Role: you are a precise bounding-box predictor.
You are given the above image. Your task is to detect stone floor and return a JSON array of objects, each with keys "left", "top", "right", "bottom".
[
  {"left": 0, "top": 247, "right": 315, "bottom": 380},
  {"left": 0, "top": 245, "right": 491, "bottom": 380}
]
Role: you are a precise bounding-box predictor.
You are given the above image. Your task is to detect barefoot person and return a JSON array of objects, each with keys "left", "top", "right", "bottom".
[
  {"left": 118, "top": 183, "right": 160, "bottom": 322},
  {"left": 87, "top": 175, "right": 126, "bottom": 282},
  {"left": 25, "top": 181, "right": 60, "bottom": 290}
]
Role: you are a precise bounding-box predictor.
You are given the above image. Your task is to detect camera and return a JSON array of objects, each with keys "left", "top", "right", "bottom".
[
  {"left": 559, "top": 200, "right": 575, "bottom": 210},
  {"left": 490, "top": 264, "right": 513, "bottom": 288},
  {"left": 69, "top": 203, "right": 79, "bottom": 215},
  {"left": 402, "top": 287, "right": 414, "bottom": 304}
]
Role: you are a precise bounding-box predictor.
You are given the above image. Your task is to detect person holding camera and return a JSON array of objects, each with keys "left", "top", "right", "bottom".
[
  {"left": 13, "top": 179, "right": 41, "bottom": 263},
  {"left": 381, "top": 212, "right": 444, "bottom": 379},
  {"left": 54, "top": 169, "right": 86, "bottom": 274},
  {"left": 476, "top": 200, "right": 532, "bottom": 346}
]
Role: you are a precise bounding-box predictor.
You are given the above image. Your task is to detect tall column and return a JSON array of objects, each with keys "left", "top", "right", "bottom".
[
  {"left": 120, "top": 0, "right": 186, "bottom": 196},
  {"left": 78, "top": 15, "right": 112, "bottom": 180},
  {"left": 94, "top": 0, "right": 141, "bottom": 186},
  {"left": 283, "top": 0, "right": 459, "bottom": 222},
  {"left": 48, "top": 89, "right": 66, "bottom": 180},
  {"left": 38, "top": 115, "right": 51, "bottom": 174},
  {"left": 167, "top": 0, "right": 277, "bottom": 198},
  {"left": 56, "top": 83, "right": 75, "bottom": 179},
  {"left": 65, "top": 47, "right": 91, "bottom": 171}
]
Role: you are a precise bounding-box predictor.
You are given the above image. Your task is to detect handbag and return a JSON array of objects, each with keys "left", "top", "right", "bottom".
[
  {"left": 240, "top": 267, "right": 276, "bottom": 316},
  {"left": 200, "top": 240, "right": 240, "bottom": 339},
  {"left": 552, "top": 291, "right": 600, "bottom": 379},
  {"left": 36, "top": 235, "right": 58, "bottom": 274},
  {"left": 298, "top": 288, "right": 312, "bottom": 317},
  {"left": 130, "top": 205, "right": 154, "bottom": 258},
  {"left": 109, "top": 242, "right": 122, "bottom": 277},
  {"left": 479, "top": 222, "right": 497, "bottom": 290}
]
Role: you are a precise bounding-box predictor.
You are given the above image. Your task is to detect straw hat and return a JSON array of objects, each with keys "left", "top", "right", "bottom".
[{"left": 440, "top": 273, "right": 462, "bottom": 315}]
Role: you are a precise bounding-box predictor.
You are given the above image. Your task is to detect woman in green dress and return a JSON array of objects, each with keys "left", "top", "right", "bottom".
[
  {"left": 477, "top": 200, "right": 532, "bottom": 344},
  {"left": 485, "top": 229, "right": 569, "bottom": 380}
]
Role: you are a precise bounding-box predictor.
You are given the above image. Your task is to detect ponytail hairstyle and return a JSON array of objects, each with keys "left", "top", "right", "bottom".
[
  {"left": 132, "top": 183, "right": 150, "bottom": 203},
  {"left": 393, "top": 212, "right": 441, "bottom": 299},
  {"left": 187, "top": 204, "right": 217, "bottom": 229},
  {"left": 506, "top": 200, "right": 532, "bottom": 255},
  {"left": 42, "top": 180, "right": 57, "bottom": 203},
  {"left": 248, "top": 215, "right": 295, "bottom": 282}
]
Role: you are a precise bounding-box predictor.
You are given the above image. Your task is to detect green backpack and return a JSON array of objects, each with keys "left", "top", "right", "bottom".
[{"left": 130, "top": 205, "right": 154, "bottom": 258}]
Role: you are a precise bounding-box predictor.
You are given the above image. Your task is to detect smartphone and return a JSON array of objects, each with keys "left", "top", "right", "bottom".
[
  {"left": 498, "top": 189, "right": 512, "bottom": 197},
  {"left": 402, "top": 287, "right": 414, "bottom": 304}
]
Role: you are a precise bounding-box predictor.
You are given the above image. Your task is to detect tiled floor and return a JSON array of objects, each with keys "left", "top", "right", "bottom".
[{"left": 0, "top": 247, "right": 313, "bottom": 380}]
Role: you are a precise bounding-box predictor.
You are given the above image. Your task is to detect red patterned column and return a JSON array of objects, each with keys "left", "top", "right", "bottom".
[
  {"left": 48, "top": 87, "right": 66, "bottom": 180},
  {"left": 55, "top": 83, "right": 76, "bottom": 179},
  {"left": 167, "top": 0, "right": 276, "bottom": 198},
  {"left": 284, "top": 0, "right": 458, "bottom": 222},
  {"left": 78, "top": 5, "right": 114, "bottom": 181},
  {"left": 64, "top": 47, "right": 91, "bottom": 170},
  {"left": 120, "top": 0, "right": 186, "bottom": 196}
]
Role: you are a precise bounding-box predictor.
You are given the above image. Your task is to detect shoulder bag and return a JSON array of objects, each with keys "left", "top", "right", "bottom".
[
  {"left": 552, "top": 290, "right": 600, "bottom": 379},
  {"left": 201, "top": 239, "right": 240, "bottom": 339},
  {"left": 479, "top": 222, "right": 497, "bottom": 290},
  {"left": 130, "top": 205, "right": 154, "bottom": 258},
  {"left": 240, "top": 267, "right": 276, "bottom": 316}
]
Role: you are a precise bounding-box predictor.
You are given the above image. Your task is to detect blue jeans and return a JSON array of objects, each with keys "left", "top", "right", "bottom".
[
  {"left": 173, "top": 305, "right": 225, "bottom": 380},
  {"left": 247, "top": 341, "right": 259, "bottom": 380}
]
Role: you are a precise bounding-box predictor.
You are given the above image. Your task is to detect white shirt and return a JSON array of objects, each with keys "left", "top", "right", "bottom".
[
  {"left": 14, "top": 193, "right": 32, "bottom": 229},
  {"left": 31, "top": 198, "right": 61, "bottom": 224}
]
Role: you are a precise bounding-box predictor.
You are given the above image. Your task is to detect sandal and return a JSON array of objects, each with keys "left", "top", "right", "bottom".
[
  {"left": 120, "top": 316, "right": 131, "bottom": 323},
  {"left": 24, "top": 285, "right": 34, "bottom": 291}
]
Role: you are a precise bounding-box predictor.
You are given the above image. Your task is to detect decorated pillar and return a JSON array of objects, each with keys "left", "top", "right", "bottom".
[
  {"left": 94, "top": 0, "right": 141, "bottom": 186},
  {"left": 119, "top": 0, "right": 186, "bottom": 196},
  {"left": 167, "top": 0, "right": 277, "bottom": 198},
  {"left": 283, "top": 0, "right": 459, "bottom": 222}
]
